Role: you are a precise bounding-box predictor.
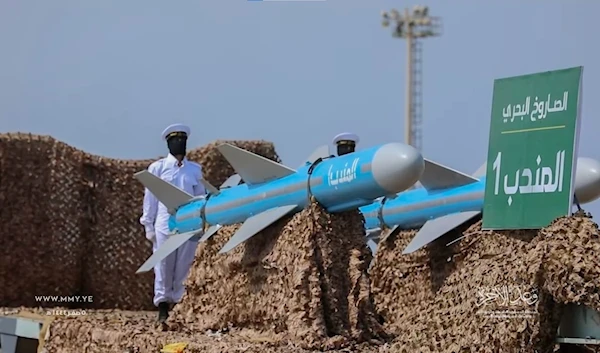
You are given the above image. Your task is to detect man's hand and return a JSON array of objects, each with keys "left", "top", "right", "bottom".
[{"left": 145, "top": 231, "right": 156, "bottom": 243}]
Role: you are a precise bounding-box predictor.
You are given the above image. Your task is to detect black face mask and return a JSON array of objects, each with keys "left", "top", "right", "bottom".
[
  {"left": 167, "top": 136, "right": 187, "bottom": 157},
  {"left": 337, "top": 144, "right": 356, "bottom": 156}
]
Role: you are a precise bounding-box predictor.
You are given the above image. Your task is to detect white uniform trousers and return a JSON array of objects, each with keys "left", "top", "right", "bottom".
[{"left": 152, "top": 231, "right": 199, "bottom": 306}]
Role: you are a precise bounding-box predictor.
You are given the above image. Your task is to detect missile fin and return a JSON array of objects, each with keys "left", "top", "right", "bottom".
[
  {"left": 365, "top": 228, "right": 382, "bottom": 242},
  {"left": 420, "top": 159, "right": 479, "bottom": 192},
  {"left": 217, "top": 143, "right": 296, "bottom": 186},
  {"left": 134, "top": 170, "right": 194, "bottom": 213},
  {"left": 472, "top": 162, "right": 487, "bottom": 178},
  {"left": 220, "top": 174, "right": 242, "bottom": 189},
  {"left": 200, "top": 178, "right": 220, "bottom": 195},
  {"left": 198, "top": 224, "right": 223, "bottom": 242},
  {"left": 136, "top": 229, "right": 202, "bottom": 273},
  {"left": 301, "top": 144, "right": 331, "bottom": 167},
  {"left": 379, "top": 224, "right": 401, "bottom": 244},
  {"left": 219, "top": 204, "right": 297, "bottom": 254},
  {"left": 402, "top": 210, "right": 481, "bottom": 254}
]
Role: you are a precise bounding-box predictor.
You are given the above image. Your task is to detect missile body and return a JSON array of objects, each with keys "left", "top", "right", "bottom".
[
  {"left": 361, "top": 157, "right": 600, "bottom": 254},
  {"left": 361, "top": 178, "right": 485, "bottom": 231},
  {"left": 174, "top": 143, "right": 422, "bottom": 233},
  {"left": 135, "top": 142, "right": 424, "bottom": 272}
]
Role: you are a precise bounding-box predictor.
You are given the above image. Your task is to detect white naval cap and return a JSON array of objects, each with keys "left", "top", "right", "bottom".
[
  {"left": 332, "top": 132, "right": 359, "bottom": 145},
  {"left": 162, "top": 123, "right": 191, "bottom": 141}
]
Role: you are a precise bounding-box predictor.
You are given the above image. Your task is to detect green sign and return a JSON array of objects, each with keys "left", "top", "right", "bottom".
[{"left": 482, "top": 66, "right": 583, "bottom": 230}]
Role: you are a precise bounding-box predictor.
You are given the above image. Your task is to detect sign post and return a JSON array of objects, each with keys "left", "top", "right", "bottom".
[{"left": 482, "top": 67, "right": 583, "bottom": 230}]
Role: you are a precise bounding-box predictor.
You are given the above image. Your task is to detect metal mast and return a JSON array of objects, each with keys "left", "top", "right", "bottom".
[{"left": 381, "top": 6, "right": 442, "bottom": 151}]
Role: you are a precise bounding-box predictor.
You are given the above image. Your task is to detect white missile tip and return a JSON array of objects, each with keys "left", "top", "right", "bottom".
[{"left": 372, "top": 143, "right": 425, "bottom": 194}]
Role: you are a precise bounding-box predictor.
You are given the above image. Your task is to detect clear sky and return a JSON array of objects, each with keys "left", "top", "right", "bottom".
[{"left": 1, "top": 0, "right": 599, "bottom": 215}]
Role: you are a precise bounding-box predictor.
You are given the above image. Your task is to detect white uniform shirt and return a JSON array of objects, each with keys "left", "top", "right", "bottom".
[{"left": 140, "top": 154, "right": 206, "bottom": 235}]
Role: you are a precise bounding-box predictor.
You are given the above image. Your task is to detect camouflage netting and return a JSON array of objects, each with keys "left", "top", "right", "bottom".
[
  {"left": 167, "top": 201, "right": 387, "bottom": 350},
  {"left": 370, "top": 212, "right": 600, "bottom": 353},
  {"left": 0, "top": 134, "right": 87, "bottom": 307},
  {"left": 0, "top": 133, "right": 279, "bottom": 310},
  {"left": 39, "top": 310, "right": 380, "bottom": 353},
  {"left": 38, "top": 202, "right": 387, "bottom": 353}
]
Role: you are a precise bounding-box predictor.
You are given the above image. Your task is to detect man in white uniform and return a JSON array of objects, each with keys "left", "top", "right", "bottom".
[
  {"left": 332, "top": 132, "right": 359, "bottom": 156},
  {"left": 140, "top": 123, "right": 206, "bottom": 323}
]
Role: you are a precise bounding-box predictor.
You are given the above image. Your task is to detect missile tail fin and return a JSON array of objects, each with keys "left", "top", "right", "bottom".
[
  {"left": 365, "top": 228, "right": 382, "bottom": 242},
  {"left": 134, "top": 170, "right": 194, "bottom": 213},
  {"left": 217, "top": 143, "right": 296, "bottom": 186},
  {"left": 402, "top": 210, "right": 481, "bottom": 254},
  {"left": 420, "top": 159, "right": 479, "bottom": 192},
  {"left": 472, "top": 162, "right": 487, "bottom": 178},
  {"left": 220, "top": 174, "right": 242, "bottom": 189},
  {"left": 198, "top": 224, "right": 223, "bottom": 242},
  {"left": 380, "top": 225, "right": 401, "bottom": 244},
  {"left": 136, "top": 229, "right": 203, "bottom": 273},
  {"left": 219, "top": 204, "right": 297, "bottom": 254},
  {"left": 300, "top": 144, "right": 331, "bottom": 168},
  {"left": 200, "top": 178, "right": 220, "bottom": 195}
]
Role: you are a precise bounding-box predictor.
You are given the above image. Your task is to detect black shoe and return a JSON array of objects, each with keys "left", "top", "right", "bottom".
[{"left": 158, "top": 302, "right": 169, "bottom": 323}]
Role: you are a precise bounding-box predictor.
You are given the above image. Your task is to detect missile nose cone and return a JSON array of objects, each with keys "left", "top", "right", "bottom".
[
  {"left": 372, "top": 143, "right": 425, "bottom": 194},
  {"left": 575, "top": 157, "right": 600, "bottom": 204}
]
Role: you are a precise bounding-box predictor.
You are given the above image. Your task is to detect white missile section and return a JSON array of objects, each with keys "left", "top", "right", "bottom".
[
  {"left": 574, "top": 157, "right": 600, "bottom": 204},
  {"left": 134, "top": 170, "right": 194, "bottom": 214},
  {"left": 219, "top": 204, "right": 298, "bottom": 254},
  {"left": 217, "top": 143, "right": 296, "bottom": 185}
]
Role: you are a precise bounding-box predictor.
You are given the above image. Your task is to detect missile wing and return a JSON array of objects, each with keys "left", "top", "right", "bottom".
[
  {"left": 217, "top": 143, "right": 296, "bottom": 185},
  {"left": 419, "top": 159, "right": 479, "bottom": 192},
  {"left": 220, "top": 174, "right": 242, "bottom": 189},
  {"left": 219, "top": 204, "right": 298, "bottom": 253},
  {"left": 214, "top": 144, "right": 333, "bottom": 252},
  {"left": 216, "top": 144, "right": 331, "bottom": 253},
  {"left": 301, "top": 144, "right": 331, "bottom": 167},
  {"left": 136, "top": 225, "right": 222, "bottom": 273},
  {"left": 134, "top": 171, "right": 195, "bottom": 214},
  {"left": 200, "top": 178, "right": 220, "bottom": 195},
  {"left": 402, "top": 211, "right": 481, "bottom": 254},
  {"left": 402, "top": 162, "right": 486, "bottom": 254}
]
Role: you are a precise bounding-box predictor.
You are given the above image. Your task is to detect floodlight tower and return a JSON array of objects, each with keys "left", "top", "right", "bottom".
[{"left": 381, "top": 6, "right": 442, "bottom": 152}]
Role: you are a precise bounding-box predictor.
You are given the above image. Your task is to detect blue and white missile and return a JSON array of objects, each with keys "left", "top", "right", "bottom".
[
  {"left": 360, "top": 156, "right": 600, "bottom": 255},
  {"left": 134, "top": 142, "right": 425, "bottom": 273}
]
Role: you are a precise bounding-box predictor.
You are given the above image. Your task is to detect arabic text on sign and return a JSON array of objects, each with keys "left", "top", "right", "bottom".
[
  {"left": 502, "top": 91, "right": 568, "bottom": 123},
  {"left": 492, "top": 151, "right": 565, "bottom": 202}
]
